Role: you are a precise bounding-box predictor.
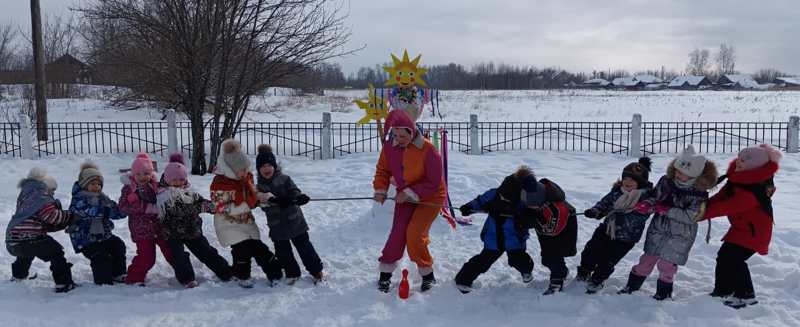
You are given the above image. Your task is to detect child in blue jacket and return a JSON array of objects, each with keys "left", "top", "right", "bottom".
[{"left": 67, "top": 161, "right": 128, "bottom": 285}]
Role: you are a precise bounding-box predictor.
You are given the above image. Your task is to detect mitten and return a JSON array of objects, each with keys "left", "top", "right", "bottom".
[
  {"left": 295, "top": 194, "right": 310, "bottom": 206},
  {"left": 269, "top": 196, "right": 294, "bottom": 209},
  {"left": 583, "top": 208, "right": 601, "bottom": 219},
  {"left": 459, "top": 204, "right": 474, "bottom": 217}
]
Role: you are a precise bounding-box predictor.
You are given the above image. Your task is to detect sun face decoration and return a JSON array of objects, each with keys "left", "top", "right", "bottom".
[
  {"left": 383, "top": 49, "right": 428, "bottom": 88},
  {"left": 354, "top": 84, "right": 389, "bottom": 125}
]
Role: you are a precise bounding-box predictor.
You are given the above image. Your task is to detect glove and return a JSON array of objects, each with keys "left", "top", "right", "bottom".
[
  {"left": 269, "top": 196, "right": 294, "bottom": 209},
  {"left": 459, "top": 204, "right": 474, "bottom": 217},
  {"left": 693, "top": 201, "right": 708, "bottom": 222},
  {"left": 633, "top": 202, "right": 653, "bottom": 215},
  {"left": 654, "top": 204, "right": 670, "bottom": 216},
  {"left": 583, "top": 208, "right": 601, "bottom": 219},
  {"left": 294, "top": 194, "right": 310, "bottom": 206}
]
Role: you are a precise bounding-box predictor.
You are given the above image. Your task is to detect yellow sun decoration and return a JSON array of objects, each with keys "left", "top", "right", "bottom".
[{"left": 383, "top": 50, "right": 428, "bottom": 88}]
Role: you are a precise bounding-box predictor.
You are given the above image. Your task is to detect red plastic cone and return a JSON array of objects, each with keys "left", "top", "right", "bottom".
[{"left": 398, "top": 269, "right": 410, "bottom": 299}]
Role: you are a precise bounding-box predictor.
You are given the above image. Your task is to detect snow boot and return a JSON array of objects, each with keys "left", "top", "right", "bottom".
[
  {"left": 618, "top": 272, "right": 646, "bottom": 294},
  {"left": 54, "top": 282, "right": 78, "bottom": 293},
  {"left": 724, "top": 295, "right": 758, "bottom": 309},
  {"left": 312, "top": 271, "right": 325, "bottom": 285},
  {"left": 543, "top": 278, "right": 564, "bottom": 295},
  {"left": 455, "top": 282, "right": 473, "bottom": 294},
  {"left": 521, "top": 273, "right": 533, "bottom": 284},
  {"left": 184, "top": 281, "right": 199, "bottom": 289},
  {"left": 652, "top": 280, "right": 673, "bottom": 301},
  {"left": 575, "top": 267, "right": 592, "bottom": 282},
  {"left": 585, "top": 279, "right": 604, "bottom": 294},
  {"left": 377, "top": 272, "right": 392, "bottom": 293},
  {"left": 285, "top": 277, "right": 300, "bottom": 286},
  {"left": 237, "top": 278, "right": 255, "bottom": 289},
  {"left": 709, "top": 289, "right": 733, "bottom": 298},
  {"left": 421, "top": 272, "right": 436, "bottom": 292}
]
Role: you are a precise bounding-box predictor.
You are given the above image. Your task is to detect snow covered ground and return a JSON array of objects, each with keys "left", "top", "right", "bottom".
[{"left": 0, "top": 150, "right": 798, "bottom": 327}]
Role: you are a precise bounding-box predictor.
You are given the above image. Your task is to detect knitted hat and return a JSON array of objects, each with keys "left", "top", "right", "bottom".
[
  {"left": 27, "top": 167, "right": 57, "bottom": 191},
  {"left": 131, "top": 152, "right": 155, "bottom": 175},
  {"left": 673, "top": 145, "right": 707, "bottom": 178},
  {"left": 738, "top": 144, "right": 783, "bottom": 171},
  {"left": 221, "top": 139, "right": 250, "bottom": 174},
  {"left": 622, "top": 157, "right": 652, "bottom": 186},
  {"left": 163, "top": 153, "right": 188, "bottom": 183},
  {"left": 516, "top": 166, "right": 545, "bottom": 206},
  {"left": 256, "top": 144, "right": 277, "bottom": 170},
  {"left": 78, "top": 161, "right": 104, "bottom": 189}
]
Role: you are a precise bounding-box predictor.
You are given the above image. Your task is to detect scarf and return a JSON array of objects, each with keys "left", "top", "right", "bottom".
[{"left": 606, "top": 188, "right": 646, "bottom": 240}]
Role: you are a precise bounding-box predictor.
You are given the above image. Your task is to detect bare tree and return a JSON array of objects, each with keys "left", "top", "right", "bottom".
[
  {"left": 0, "top": 23, "right": 17, "bottom": 70},
  {"left": 686, "top": 48, "right": 710, "bottom": 76},
  {"left": 715, "top": 43, "right": 736, "bottom": 76},
  {"left": 79, "top": 0, "right": 354, "bottom": 174},
  {"left": 753, "top": 68, "right": 785, "bottom": 84},
  {"left": 19, "top": 13, "right": 81, "bottom": 69}
]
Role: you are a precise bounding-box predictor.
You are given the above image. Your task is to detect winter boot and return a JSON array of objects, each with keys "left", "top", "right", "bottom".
[
  {"left": 236, "top": 278, "right": 255, "bottom": 289},
  {"left": 285, "top": 277, "right": 300, "bottom": 286},
  {"left": 184, "top": 281, "right": 199, "bottom": 289},
  {"left": 618, "top": 272, "right": 647, "bottom": 294},
  {"left": 112, "top": 274, "right": 128, "bottom": 284},
  {"left": 585, "top": 279, "right": 604, "bottom": 294},
  {"left": 652, "top": 280, "right": 673, "bottom": 301},
  {"left": 312, "top": 271, "right": 325, "bottom": 285},
  {"left": 575, "top": 267, "right": 592, "bottom": 282},
  {"left": 521, "top": 273, "right": 534, "bottom": 284},
  {"left": 421, "top": 272, "right": 437, "bottom": 292},
  {"left": 455, "top": 283, "right": 473, "bottom": 294},
  {"left": 54, "top": 282, "right": 78, "bottom": 293},
  {"left": 377, "top": 272, "right": 392, "bottom": 293},
  {"left": 543, "top": 278, "right": 564, "bottom": 295},
  {"left": 709, "top": 289, "right": 733, "bottom": 298},
  {"left": 723, "top": 295, "right": 758, "bottom": 309}
]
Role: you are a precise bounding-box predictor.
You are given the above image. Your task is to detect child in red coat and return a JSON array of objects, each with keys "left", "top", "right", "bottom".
[{"left": 700, "top": 144, "right": 781, "bottom": 309}]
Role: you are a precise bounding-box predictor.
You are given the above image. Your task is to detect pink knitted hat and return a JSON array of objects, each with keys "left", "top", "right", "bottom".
[{"left": 131, "top": 152, "right": 155, "bottom": 175}]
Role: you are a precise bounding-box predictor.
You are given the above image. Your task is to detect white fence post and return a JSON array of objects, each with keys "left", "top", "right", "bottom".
[
  {"left": 630, "top": 113, "right": 643, "bottom": 157},
  {"left": 18, "top": 112, "right": 34, "bottom": 159},
  {"left": 788, "top": 116, "right": 799, "bottom": 153},
  {"left": 167, "top": 109, "right": 178, "bottom": 155},
  {"left": 321, "top": 112, "right": 332, "bottom": 159},
  {"left": 469, "top": 114, "right": 481, "bottom": 155}
]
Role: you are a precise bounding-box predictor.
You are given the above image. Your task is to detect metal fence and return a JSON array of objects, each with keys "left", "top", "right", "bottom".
[
  {"left": 0, "top": 123, "right": 21, "bottom": 157},
  {"left": 5, "top": 113, "right": 799, "bottom": 159}
]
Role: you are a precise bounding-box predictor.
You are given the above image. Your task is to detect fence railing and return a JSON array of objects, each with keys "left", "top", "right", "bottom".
[{"left": 6, "top": 112, "right": 799, "bottom": 159}]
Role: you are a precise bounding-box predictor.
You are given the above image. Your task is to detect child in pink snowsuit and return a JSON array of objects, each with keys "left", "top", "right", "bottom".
[{"left": 119, "top": 153, "right": 174, "bottom": 285}]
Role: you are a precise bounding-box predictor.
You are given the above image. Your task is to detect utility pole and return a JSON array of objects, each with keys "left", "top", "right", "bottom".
[{"left": 31, "top": 0, "right": 48, "bottom": 141}]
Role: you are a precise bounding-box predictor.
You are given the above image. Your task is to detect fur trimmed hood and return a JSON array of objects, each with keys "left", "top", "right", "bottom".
[{"left": 666, "top": 158, "right": 719, "bottom": 191}]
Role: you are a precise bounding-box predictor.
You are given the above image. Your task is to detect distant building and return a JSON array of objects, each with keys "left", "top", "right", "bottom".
[
  {"left": 633, "top": 74, "right": 663, "bottom": 84},
  {"left": 0, "top": 54, "right": 92, "bottom": 85},
  {"left": 668, "top": 75, "right": 712, "bottom": 90},
  {"left": 716, "top": 74, "right": 766, "bottom": 90},
  {"left": 611, "top": 77, "right": 645, "bottom": 90},
  {"left": 582, "top": 78, "right": 611, "bottom": 88},
  {"left": 774, "top": 77, "right": 800, "bottom": 88}
]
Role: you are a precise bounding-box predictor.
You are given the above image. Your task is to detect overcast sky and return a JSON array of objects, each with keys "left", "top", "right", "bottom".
[{"left": 3, "top": 0, "right": 798, "bottom": 75}]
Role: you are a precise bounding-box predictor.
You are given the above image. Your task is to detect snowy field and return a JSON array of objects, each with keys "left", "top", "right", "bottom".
[
  {"left": 3, "top": 88, "right": 800, "bottom": 123},
  {"left": 0, "top": 150, "right": 798, "bottom": 327}
]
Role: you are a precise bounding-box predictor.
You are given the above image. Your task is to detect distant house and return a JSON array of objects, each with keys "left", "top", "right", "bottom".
[
  {"left": 716, "top": 74, "right": 765, "bottom": 90},
  {"left": 582, "top": 78, "right": 611, "bottom": 88},
  {"left": 0, "top": 54, "right": 92, "bottom": 85},
  {"left": 633, "top": 74, "right": 663, "bottom": 85},
  {"left": 774, "top": 77, "right": 800, "bottom": 88},
  {"left": 612, "top": 77, "right": 645, "bottom": 90},
  {"left": 668, "top": 75, "right": 711, "bottom": 90}
]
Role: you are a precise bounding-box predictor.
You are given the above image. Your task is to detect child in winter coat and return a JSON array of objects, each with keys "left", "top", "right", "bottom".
[
  {"left": 620, "top": 146, "right": 718, "bottom": 300},
  {"left": 522, "top": 175, "right": 578, "bottom": 295},
  {"left": 119, "top": 153, "right": 174, "bottom": 285},
  {"left": 6, "top": 168, "right": 76, "bottom": 293},
  {"left": 700, "top": 144, "right": 781, "bottom": 309},
  {"left": 67, "top": 161, "right": 128, "bottom": 285},
  {"left": 157, "top": 153, "right": 232, "bottom": 288},
  {"left": 255, "top": 144, "right": 324, "bottom": 285},
  {"left": 210, "top": 139, "right": 282, "bottom": 288},
  {"left": 453, "top": 166, "right": 539, "bottom": 294},
  {"left": 578, "top": 157, "right": 654, "bottom": 294}
]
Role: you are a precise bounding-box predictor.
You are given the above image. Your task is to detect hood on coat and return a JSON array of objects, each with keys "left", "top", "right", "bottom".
[{"left": 666, "top": 158, "right": 719, "bottom": 191}]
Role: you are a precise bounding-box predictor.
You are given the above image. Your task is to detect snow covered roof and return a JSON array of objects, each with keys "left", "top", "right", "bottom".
[
  {"left": 719, "top": 74, "right": 762, "bottom": 89},
  {"left": 611, "top": 77, "right": 640, "bottom": 87},
  {"left": 633, "top": 74, "right": 663, "bottom": 84},
  {"left": 775, "top": 77, "right": 800, "bottom": 86},
  {"left": 583, "top": 78, "right": 610, "bottom": 86},
  {"left": 668, "top": 75, "right": 708, "bottom": 87}
]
